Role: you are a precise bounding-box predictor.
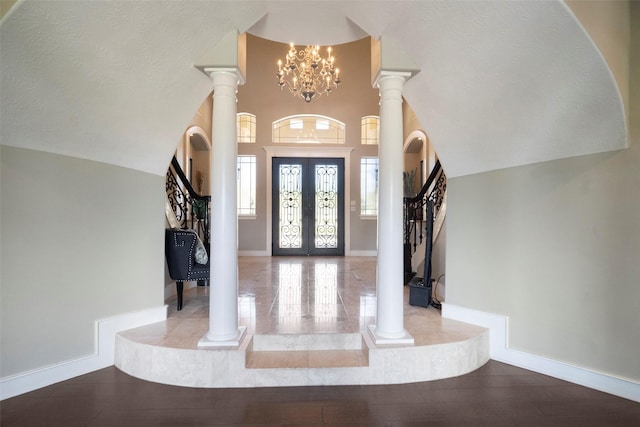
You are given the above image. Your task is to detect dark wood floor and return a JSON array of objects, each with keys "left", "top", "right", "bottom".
[{"left": 1, "top": 361, "right": 638, "bottom": 426}]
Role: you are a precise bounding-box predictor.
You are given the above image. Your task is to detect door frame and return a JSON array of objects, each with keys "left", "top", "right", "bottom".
[{"left": 264, "top": 146, "right": 354, "bottom": 256}]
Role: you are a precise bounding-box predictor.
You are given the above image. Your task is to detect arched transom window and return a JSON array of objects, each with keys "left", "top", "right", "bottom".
[{"left": 272, "top": 114, "right": 345, "bottom": 144}]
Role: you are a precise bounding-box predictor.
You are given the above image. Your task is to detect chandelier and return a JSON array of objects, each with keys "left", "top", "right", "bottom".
[{"left": 276, "top": 43, "right": 341, "bottom": 103}]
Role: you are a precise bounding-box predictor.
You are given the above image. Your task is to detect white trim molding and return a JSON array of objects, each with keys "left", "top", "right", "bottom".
[
  {"left": 442, "top": 303, "right": 640, "bottom": 403},
  {"left": 402, "top": 129, "right": 427, "bottom": 154},
  {"left": 165, "top": 280, "right": 198, "bottom": 301},
  {"left": 0, "top": 305, "right": 167, "bottom": 400}
]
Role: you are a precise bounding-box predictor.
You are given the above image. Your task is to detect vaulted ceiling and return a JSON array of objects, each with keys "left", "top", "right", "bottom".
[{"left": 0, "top": 1, "right": 627, "bottom": 177}]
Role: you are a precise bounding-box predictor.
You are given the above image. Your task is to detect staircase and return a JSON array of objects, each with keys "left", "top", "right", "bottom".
[
  {"left": 404, "top": 161, "right": 447, "bottom": 285},
  {"left": 165, "top": 156, "right": 211, "bottom": 247}
]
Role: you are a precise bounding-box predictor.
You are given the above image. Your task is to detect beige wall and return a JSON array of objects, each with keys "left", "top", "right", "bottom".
[
  {"left": 0, "top": 146, "right": 165, "bottom": 376},
  {"left": 189, "top": 97, "right": 213, "bottom": 195},
  {"left": 445, "top": 3, "right": 639, "bottom": 380},
  {"left": 0, "top": 0, "right": 17, "bottom": 20},
  {"left": 236, "top": 35, "right": 380, "bottom": 253},
  {"left": 566, "top": 0, "right": 630, "bottom": 122},
  {"left": 402, "top": 103, "right": 422, "bottom": 192}
]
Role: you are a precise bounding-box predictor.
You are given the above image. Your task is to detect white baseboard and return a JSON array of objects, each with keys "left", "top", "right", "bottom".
[
  {"left": 164, "top": 280, "right": 198, "bottom": 300},
  {"left": 0, "top": 305, "right": 167, "bottom": 400},
  {"left": 347, "top": 250, "right": 377, "bottom": 257},
  {"left": 237, "top": 250, "right": 376, "bottom": 257},
  {"left": 238, "top": 250, "right": 269, "bottom": 256},
  {"left": 442, "top": 303, "right": 639, "bottom": 402}
]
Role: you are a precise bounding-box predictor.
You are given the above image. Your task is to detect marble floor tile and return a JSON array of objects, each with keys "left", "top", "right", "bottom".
[{"left": 129, "top": 256, "right": 484, "bottom": 354}]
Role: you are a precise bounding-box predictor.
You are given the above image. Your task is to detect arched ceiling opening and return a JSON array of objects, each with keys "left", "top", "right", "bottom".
[
  {"left": 189, "top": 133, "right": 210, "bottom": 152},
  {"left": 404, "top": 137, "right": 424, "bottom": 154},
  {"left": 0, "top": 1, "right": 627, "bottom": 177}
]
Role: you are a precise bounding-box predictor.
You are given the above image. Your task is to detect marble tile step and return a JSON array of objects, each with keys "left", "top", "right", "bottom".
[
  {"left": 250, "top": 333, "right": 363, "bottom": 351},
  {"left": 246, "top": 349, "right": 369, "bottom": 369}
]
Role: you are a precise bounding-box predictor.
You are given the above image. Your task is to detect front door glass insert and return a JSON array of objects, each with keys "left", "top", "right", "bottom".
[
  {"left": 314, "top": 164, "right": 339, "bottom": 249},
  {"left": 278, "top": 164, "right": 303, "bottom": 249}
]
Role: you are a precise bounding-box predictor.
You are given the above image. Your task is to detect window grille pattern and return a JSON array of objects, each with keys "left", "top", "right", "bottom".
[
  {"left": 278, "top": 164, "right": 303, "bottom": 248},
  {"left": 314, "top": 164, "right": 339, "bottom": 249}
]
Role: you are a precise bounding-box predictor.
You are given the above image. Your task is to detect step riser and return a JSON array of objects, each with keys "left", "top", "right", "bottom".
[
  {"left": 251, "top": 333, "right": 363, "bottom": 351},
  {"left": 245, "top": 349, "right": 370, "bottom": 369},
  {"left": 115, "top": 331, "right": 490, "bottom": 387}
]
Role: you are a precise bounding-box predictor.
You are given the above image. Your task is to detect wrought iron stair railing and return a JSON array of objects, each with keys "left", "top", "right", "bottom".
[
  {"left": 403, "top": 160, "right": 446, "bottom": 277},
  {"left": 166, "top": 156, "right": 211, "bottom": 247}
]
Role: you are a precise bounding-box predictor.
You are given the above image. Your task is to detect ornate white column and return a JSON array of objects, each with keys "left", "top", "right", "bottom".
[
  {"left": 369, "top": 71, "right": 414, "bottom": 345},
  {"left": 198, "top": 69, "right": 246, "bottom": 347}
]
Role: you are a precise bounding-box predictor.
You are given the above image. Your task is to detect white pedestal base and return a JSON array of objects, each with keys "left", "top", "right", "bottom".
[
  {"left": 368, "top": 325, "right": 414, "bottom": 345},
  {"left": 198, "top": 326, "right": 247, "bottom": 348}
]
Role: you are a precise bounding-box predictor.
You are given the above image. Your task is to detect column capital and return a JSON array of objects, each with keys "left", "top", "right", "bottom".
[
  {"left": 201, "top": 67, "right": 245, "bottom": 86},
  {"left": 373, "top": 70, "right": 412, "bottom": 89}
]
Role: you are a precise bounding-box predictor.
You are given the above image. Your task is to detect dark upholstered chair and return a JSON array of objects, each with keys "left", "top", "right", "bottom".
[{"left": 165, "top": 229, "right": 210, "bottom": 311}]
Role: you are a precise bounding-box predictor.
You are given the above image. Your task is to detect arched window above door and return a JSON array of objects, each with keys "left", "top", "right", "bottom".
[{"left": 272, "top": 114, "right": 345, "bottom": 144}]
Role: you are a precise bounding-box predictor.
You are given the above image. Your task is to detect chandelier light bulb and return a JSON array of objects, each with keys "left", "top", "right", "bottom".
[{"left": 275, "top": 43, "right": 342, "bottom": 103}]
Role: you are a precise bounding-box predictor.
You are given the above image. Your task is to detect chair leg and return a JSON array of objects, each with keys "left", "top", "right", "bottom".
[{"left": 176, "top": 281, "right": 184, "bottom": 311}]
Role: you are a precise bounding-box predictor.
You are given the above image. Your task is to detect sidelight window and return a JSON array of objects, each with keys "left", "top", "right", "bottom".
[
  {"left": 360, "top": 157, "right": 379, "bottom": 217},
  {"left": 237, "top": 155, "right": 256, "bottom": 216}
]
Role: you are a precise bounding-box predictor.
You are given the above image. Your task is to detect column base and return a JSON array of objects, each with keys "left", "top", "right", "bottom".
[
  {"left": 198, "top": 326, "right": 247, "bottom": 348},
  {"left": 367, "top": 325, "right": 414, "bottom": 345}
]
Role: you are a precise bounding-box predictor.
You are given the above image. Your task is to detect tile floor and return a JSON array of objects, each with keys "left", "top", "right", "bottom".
[
  {"left": 172, "top": 256, "right": 381, "bottom": 335},
  {"left": 115, "top": 256, "right": 488, "bottom": 386},
  {"left": 162, "top": 256, "right": 474, "bottom": 347}
]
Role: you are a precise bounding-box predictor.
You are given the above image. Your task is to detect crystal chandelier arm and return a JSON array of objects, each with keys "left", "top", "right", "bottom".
[{"left": 294, "top": 46, "right": 310, "bottom": 63}]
